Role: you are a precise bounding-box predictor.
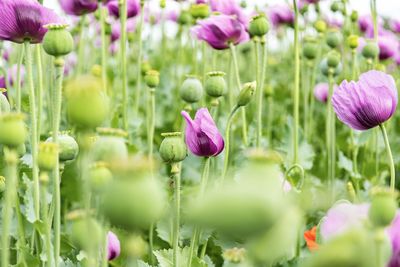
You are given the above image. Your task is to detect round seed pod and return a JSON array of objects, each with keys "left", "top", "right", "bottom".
[
  {"left": 249, "top": 14, "right": 269, "bottom": 37},
  {"left": 178, "top": 10, "right": 192, "bottom": 25},
  {"left": 159, "top": 132, "right": 187, "bottom": 164},
  {"left": 205, "top": 71, "right": 227, "bottom": 98},
  {"left": 303, "top": 38, "right": 318, "bottom": 60},
  {"left": 351, "top": 11, "right": 358, "bottom": 23},
  {"left": 0, "top": 113, "right": 27, "bottom": 148},
  {"left": 362, "top": 42, "right": 379, "bottom": 59},
  {"left": 326, "top": 30, "right": 342, "bottom": 49},
  {"left": 369, "top": 189, "right": 397, "bottom": 227},
  {"left": 320, "top": 58, "right": 342, "bottom": 76},
  {"left": 314, "top": 20, "right": 327, "bottom": 33},
  {"left": 141, "top": 61, "right": 152, "bottom": 76},
  {"left": 46, "top": 133, "right": 79, "bottom": 162},
  {"left": 38, "top": 142, "right": 58, "bottom": 172},
  {"left": 327, "top": 51, "right": 341, "bottom": 68},
  {"left": 89, "top": 162, "right": 113, "bottom": 193},
  {"left": 91, "top": 128, "right": 128, "bottom": 163},
  {"left": 180, "top": 75, "right": 204, "bottom": 103},
  {"left": 347, "top": 35, "right": 359, "bottom": 49},
  {"left": 144, "top": 70, "right": 160, "bottom": 88},
  {"left": 190, "top": 4, "right": 209, "bottom": 19},
  {"left": 70, "top": 217, "right": 102, "bottom": 250},
  {"left": 43, "top": 24, "right": 74, "bottom": 57}
]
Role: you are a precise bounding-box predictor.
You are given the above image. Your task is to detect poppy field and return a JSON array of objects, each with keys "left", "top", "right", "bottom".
[{"left": 0, "top": 0, "right": 400, "bottom": 266}]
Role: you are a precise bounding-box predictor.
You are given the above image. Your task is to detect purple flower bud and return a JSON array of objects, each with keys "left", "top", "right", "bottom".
[
  {"left": 358, "top": 14, "right": 382, "bottom": 33},
  {"left": 181, "top": 108, "right": 224, "bottom": 157},
  {"left": 209, "top": 0, "right": 249, "bottom": 27},
  {"left": 332, "top": 70, "right": 398, "bottom": 130},
  {"left": 313, "top": 83, "right": 329, "bottom": 103},
  {"left": 107, "top": 0, "right": 141, "bottom": 19},
  {"left": 0, "top": 0, "right": 62, "bottom": 44},
  {"left": 191, "top": 14, "right": 249, "bottom": 50},
  {"left": 267, "top": 4, "right": 294, "bottom": 28},
  {"left": 107, "top": 231, "right": 120, "bottom": 261},
  {"left": 59, "top": 0, "right": 98, "bottom": 16},
  {"left": 388, "top": 213, "right": 400, "bottom": 267}
]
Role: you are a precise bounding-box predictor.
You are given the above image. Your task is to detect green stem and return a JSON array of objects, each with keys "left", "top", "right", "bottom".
[
  {"left": 100, "top": 5, "right": 108, "bottom": 93},
  {"left": 229, "top": 43, "right": 248, "bottom": 146},
  {"left": 1, "top": 148, "right": 18, "bottom": 267},
  {"left": 147, "top": 88, "right": 156, "bottom": 165},
  {"left": 221, "top": 106, "right": 240, "bottom": 182},
  {"left": 120, "top": 0, "right": 128, "bottom": 130},
  {"left": 266, "top": 96, "right": 274, "bottom": 146},
  {"left": 16, "top": 45, "right": 25, "bottom": 112},
  {"left": 171, "top": 163, "right": 182, "bottom": 267},
  {"left": 77, "top": 16, "right": 87, "bottom": 75},
  {"left": 133, "top": 0, "right": 145, "bottom": 116},
  {"left": 35, "top": 45, "right": 44, "bottom": 141},
  {"left": 40, "top": 173, "right": 53, "bottom": 267},
  {"left": 327, "top": 71, "right": 336, "bottom": 193},
  {"left": 253, "top": 38, "right": 261, "bottom": 147},
  {"left": 371, "top": 0, "right": 378, "bottom": 65},
  {"left": 292, "top": 0, "right": 300, "bottom": 164},
  {"left": 25, "top": 41, "right": 40, "bottom": 220},
  {"left": 379, "top": 124, "right": 395, "bottom": 192},
  {"left": 258, "top": 39, "right": 267, "bottom": 144}
]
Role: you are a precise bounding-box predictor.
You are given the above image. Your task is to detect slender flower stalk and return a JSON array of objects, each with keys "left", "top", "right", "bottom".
[
  {"left": 253, "top": 38, "right": 261, "bottom": 147},
  {"left": 258, "top": 39, "right": 267, "bottom": 145},
  {"left": 222, "top": 106, "right": 240, "bottom": 182},
  {"left": 100, "top": 5, "right": 108, "bottom": 93},
  {"left": 292, "top": 0, "right": 300, "bottom": 165},
  {"left": 40, "top": 172, "right": 53, "bottom": 267},
  {"left": 16, "top": 46, "right": 25, "bottom": 112},
  {"left": 35, "top": 45, "right": 44, "bottom": 141},
  {"left": 379, "top": 124, "right": 395, "bottom": 192},
  {"left": 119, "top": 0, "right": 129, "bottom": 130},
  {"left": 77, "top": 16, "right": 87, "bottom": 75},
  {"left": 327, "top": 70, "right": 336, "bottom": 190},
  {"left": 171, "top": 163, "right": 182, "bottom": 267},
  {"left": 133, "top": 0, "right": 145, "bottom": 116}
]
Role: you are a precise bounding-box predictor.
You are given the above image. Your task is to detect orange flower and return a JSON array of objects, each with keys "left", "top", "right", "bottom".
[{"left": 304, "top": 226, "right": 319, "bottom": 252}]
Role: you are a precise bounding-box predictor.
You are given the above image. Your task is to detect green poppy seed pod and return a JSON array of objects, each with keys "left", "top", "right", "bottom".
[
  {"left": 178, "top": 10, "right": 192, "bottom": 25},
  {"left": 205, "top": 71, "right": 227, "bottom": 98},
  {"left": 369, "top": 189, "right": 397, "bottom": 227},
  {"left": 351, "top": 10, "right": 358, "bottom": 22},
  {"left": 326, "top": 30, "right": 342, "bottom": 49},
  {"left": 141, "top": 61, "right": 152, "bottom": 76},
  {"left": 0, "top": 89, "right": 10, "bottom": 113},
  {"left": 330, "top": 1, "right": 341, "bottom": 12},
  {"left": 190, "top": 4, "right": 209, "bottom": 19},
  {"left": 70, "top": 217, "right": 102, "bottom": 250},
  {"left": 91, "top": 128, "right": 128, "bottom": 163},
  {"left": 0, "top": 176, "right": 5, "bottom": 193},
  {"left": 89, "top": 162, "right": 113, "bottom": 193},
  {"left": 180, "top": 75, "right": 204, "bottom": 103},
  {"left": 144, "top": 70, "right": 160, "bottom": 88},
  {"left": 91, "top": 64, "right": 102, "bottom": 77},
  {"left": 65, "top": 75, "right": 109, "bottom": 130},
  {"left": 347, "top": 35, "right": 359, "bottom": 49},
  {"left": 326, "top": 51, "right": 341, "bottom": 68},
  {"left": 38, "top": 142, "right": 58, "bottom": 172},
  {"left": 240, "top": 0, "right": 247, "bottom": 8},
  {"left": 320, "top": 58, "right": 342, "bottom": 76},
  {"left": 159, "top": 132, "right": 187, "bottom": 163},
  {"left": 46, "top": 133, "right": 79, "bottom": 162},
  {"left": 362, "top": 42, "right": 379, "bottom": 59},
  {"left": 236, "top": 81, "right": 257, "bottom": 107},
  {"left": 159, "top": 0, "right": 166, "bottom": 8},
  {"left": 303, "top": 39, "right": 318, "bottom": 60},
  {"left": 43, "top": 24, "right": 74, "bottom": 57},
  {"left": 314, "top": 20, "right": 327, "bottom": 33},
  {"left": 0, "top": 113, "right": 27, "bottom": 148},
  {"left": 249, "top": 14, "right": 269, "bottom": 37}
]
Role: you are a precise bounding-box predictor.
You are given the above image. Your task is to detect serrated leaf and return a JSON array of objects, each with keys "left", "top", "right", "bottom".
[
  {"left": 154, "top": 247, "right": 208, "bottom": 267},
  {"left": 338, "top": 151, "right": 353, "bottom": 173},
  {"left": 156, "top": 217, "right": 173, "bottom": 245},
  {"left": 137, "top": 260, "right": 153, "bottom": 267},
  {"left": 21, "top": 173, "right": 37, "bottom": 223}
]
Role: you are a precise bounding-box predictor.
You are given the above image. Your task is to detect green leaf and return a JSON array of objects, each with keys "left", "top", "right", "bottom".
[
  {"left": 338, "top": 151, "right": 353, "bottom": 173},
  {"left": 154, "top": 247, "right": 208, "bottom": 267},
  {"left": 137, "top": 260, "right": 153, "bottom": 267},
  {"left": 21, "top": 173, "right": 37, "bottom": 223}
]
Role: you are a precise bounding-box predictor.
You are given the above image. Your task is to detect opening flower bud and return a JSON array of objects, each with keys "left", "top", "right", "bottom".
[
  {"left": 190, "top": 4, "right": 209, "bottom": 19},
  {"left": 303, "top": 38, "right": 318, "bottom": 60},
  {"left": 46, "top": 133, "right": 79, "bottom": 162},
  {"left": 326, "top": 30, "right": 342, "bottom": 49},
  {"left": 347, "top": 35, "right": 359, "bottom": 49},
  {"left": 43, "top": 24, "right": 74, "bottom": 57},
  {"left": 0, "top": 113, "right": 27, "bottom": 148},
  {"left": 362, "top": 42, "right": 379, "bottom": 59},
  {"left": 314, "top": 20, "right": 327, "bottom": 33},
  {"left": 236, "top": 81, "right": 256, "bottom": 107},
  {"left": 205, "top": 71, "right": 227, "bottom": 98},
  {"left": 249, "top": 14, "right": 269, "bottom": 38},
  {"left": 368, "top": 188, "right": 397, "bottom": 227},
  {"left": 326, "top": 51, "right": 341, "bottom": 68},
  {"left": 159, "top": 132, "right": 187, "bottom": 163},
  {"left": 65, "top": 75, "right": 109, "bottom": 130},
  {"left": 91, "top": 128, "right": 128, "bottom": 163},
  {"left": 144, "top": 70, "right": 160, "bottom": 88},
  {"left": 38, "top": 142, "right": 58, "bottom": 172},
  {"left": 180, "top": 75, "right": 204, "bottom": 103}
]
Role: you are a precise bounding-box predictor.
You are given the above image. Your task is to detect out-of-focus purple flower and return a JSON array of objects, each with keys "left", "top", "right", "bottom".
[
  {"left": 64, "top": 53, "right": 77, "bottom": 76},
  {"left": 358, "top": 14, "right": 382, "bottom": 33},
  {"left": 110, "top": 18, "right": 136, "bottom": 42},
  {"left": 167, "top": 10, "right": 179, "bottom": 22},
  {"left": 390, "top": 20, "right": 400, "bottom": 34},
  {"left": 209, "top": 0, "right": 249, "bottom": 27},
  {"left": 191, "top": 14, "right": 249, "bottom": 50},
  {"left": 0, "top": 65, "right": 26, "bottom": 89},
  {"left": 59, "top": 0, "right": 98, "bottom": 16},
  {"left": 388, "top": 213, "right": 400, "bottom": 267},
  {"left": 107, "top": 0, "right": 140, "bottom": 19},
  {"left": 197, "top": 0, "right": 207, "bottom": 3},
  {"left": 363, "top": 29, "right": 399, "bottom": 60},
  {"left": 107, "top": 231, "right": 120, "bottom": 261},
  {"left": 0, "top": 77, "right": 6, "bottom": 89},
  {"left": 268, "top": 4, "right": 294, "bottom": 27},
  {"left": 181, "top": 108, "right": 224, "bottom": 157},
  {"left": 332, "top": 70, "right": 397, "bottom": 130},
  {"left": 109, "top": 42, "right": 118, "bottom": 55},
  {"left": 0, "top": 0, "right": 62, "bottom": 44},
  {"left": 325, "top": 16, "right": 343, "bottom": 29},
  {"left": 314, "top": 83, "right": 329, "bottom": 103},
  {"left": 2, "top": 47, "right": 11, "bottom": 62},
  {"left": 320, "top": 202, "right": 369, "bottom": 241}
]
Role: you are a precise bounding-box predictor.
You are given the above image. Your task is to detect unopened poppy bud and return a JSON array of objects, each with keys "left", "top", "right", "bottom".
[
  {"left": 0, "top": 176, "right": 5, "bottom": 193},
  {"left": 314, "top": 20, "right": 327, "bottom": 33},
  {"left": 205, "top": 71, "right": 227, "bottom": 98},
  {"left": 43, "top": 24, "right": 74, "bottom": 57},
  {"left": 178, "top": 10, "right": 192, "bottom": 25},
  {"left": 320, "top": 58, "right": 342, "bottom": 76},
  {"left": 46, "top": 133, "right": 79, "bottom": 162},
  {"left": 38, "top": 142, "right": 58, "bottom": 172},
  {"left": 92, "top": 128, "right": 128, "bottom": 163},
  {"left": 236, "top": 81, "right": 256, "bottom": 107},
  {"left": 0, "top": 113, "right": 27, "bottom": 148},
  {"left": 0, "top": 88, "right": 10, "bottom": 113},
  {"left": 369, "top": 188, "right": 397, "bottom": 227},
  {"left": 180, "top": 75, "right": 204, "bottom": 103},
  {"left": 303, "top": 38, "right": 318, "bottom": 60},
  {"left": 330, "top": 1, "right": 341, "bottom": 12},
  {"left": 347, "top": 35, "right": 359, "bottom": 49},
  {"left": 89, "top": 162, "right": 113, "bottom": 193},
  {"left": 326, "top": 51, "right": 341, "bottom": 68},
  {"left": 159, "top": 132, "right": 187, "bottom": 163},
  {"left": 240, "top": 1, "right": 247, "bottom": 8},
  {"left": 65, "top": 75, "right": 109, "bottom": 130},
  {"left": 350, "top": 10, "right": 358, "bottom": 22},
  {"left": 249, "top": 14, "right": 269, "bottom": 37},
  {"left": 159, "top": 0, "right": 166, "bottom": 8},
  {"left": 326, "top": 30, "right": 341, "bottom": 49},
  {"left": 362, "top": 42, "right": 379, "bottom": 59},
  {"left": 141, "top": 61, "right": 151, "bottom": 76},
  {"left": 190, "top": 4, "right": 209, "bottom": 19},
  {"left": 144, "top": 70, "right": 160, "bottom": 88}
]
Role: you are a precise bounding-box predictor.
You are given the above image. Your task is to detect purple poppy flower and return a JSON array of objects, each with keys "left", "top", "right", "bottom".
[
  {"left": 197, "top": 0, "right": 207, "bottom": 3},
  {"left": 332, "top": 70, "right": 398, "bottom": 131},
  {"left": 388, "top": 213, "right": 400, "bottom": 267},
  {"left": 0, "top": 0, "right": 62, "bottom": 44},
  {"left": 320, "top": 202, "right": 369, "bottom": 241},
  {"left": 110, "top": 18, "right": 136, "bottom": 42},
  {"left": 209, "top": 0, "right": 249, "bottom": 27},
  {"left": 314, "top": 83, "right": 328, "bottom": 103},
  {"left": 59, "top": 0, "right": 98, "bottom": 16},
  {"left": 107, "top": 231, "right": 120, "bottom": 261},
  {"left": 107, "top": 0, "right": 140, "bottom": 19},
  {"left": 378, "top": 35, "right": 399, "bottom": 60},
  {"left": 0, "top": 65, "right": 26, "bottom": 89},
  {"left": 268, "top": 4, "right": 294, "bottom": 28},
  {"left": 181, "top": 108, "right": 224, "bottom": 157},
  {"left": 191, "top": 14, "right": 249, "bottom": 50},
  {"left": 390, "top": 20, "right": 400, "bottom": 34},
  {"left": 358, "top": 14, "right": 382, "bottom": 33}
]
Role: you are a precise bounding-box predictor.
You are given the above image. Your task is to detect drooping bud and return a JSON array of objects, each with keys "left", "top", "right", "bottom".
[
  {"left": 190, "top": 4, "right": 209, "bottom": 20},
  {"left": 369, "top": 188, "right": 397, "bottom": 227},
  {"left": 249, "top": 14, "right": 269, "bottom": 38},
  {"left": 347, "top": 35, "right": 359, "bottom": 49},
  {"left": 362, "top": 42, "right": 379, "bottom": 59},
  {"left": 236, "top": 81, "right": 256, "bottom": 107},
  {"left": 326, "top": 30, "right": 342, "bottom": 49},
  {"left": 159, "top": 132, "right": 187, "bottom": 164},
  {"left": 91, "top": 128, "right": 128, "bottom": 163},
  {"left": 38, "top": 142, "right": 58, "bottom": 172},
  {"left": 43, "top": 24, "right": 74, "bottom": 57},
  {"left": 0, "top": 113, "right": 27, "bottom": 148},
  {"left": 180, "top": 75, "right": 204, "bottom": 103},
  {"left": 46, "top": 133, "right": 79, "bottom": 162},
  {"left": 205, "top": 71, "right": 227, "bottom": 98},
  {"left": 144, "top": 70, "right": 160, "bottom": 88}
]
